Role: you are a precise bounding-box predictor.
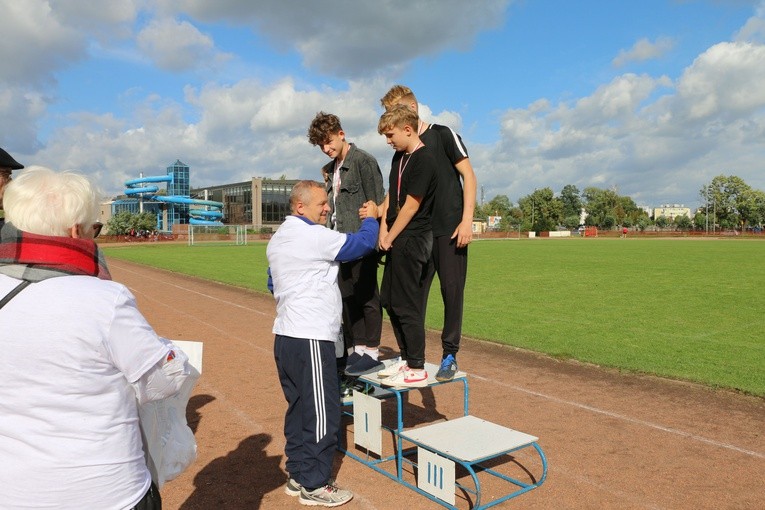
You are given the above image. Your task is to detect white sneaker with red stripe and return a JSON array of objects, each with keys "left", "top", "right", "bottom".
[
  {"left": 376, "top": 358, "right": 407, "bottom": 378},
  {"left": 382, "top": 368, "right": 429, "bottom": 388}
]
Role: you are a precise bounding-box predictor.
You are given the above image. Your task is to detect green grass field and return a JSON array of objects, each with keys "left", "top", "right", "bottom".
[{"left": 103, "top": 238, "right": 765, "bottom": 396}]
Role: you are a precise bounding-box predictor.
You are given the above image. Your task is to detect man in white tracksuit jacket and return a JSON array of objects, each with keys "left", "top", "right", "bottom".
[{"left": 267, "top": 180, "right": 379, "bottom": 507}]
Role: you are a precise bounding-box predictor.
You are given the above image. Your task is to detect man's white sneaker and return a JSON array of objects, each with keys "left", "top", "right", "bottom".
[
  {"left": 298, "top": 483, "right": 353, "bottom": 507},
  {"left": 285, "top": 478, "right": 302, "bottom": 496},
  {"left": 377, "top": 358, "right": 407, "bottom": 378}
]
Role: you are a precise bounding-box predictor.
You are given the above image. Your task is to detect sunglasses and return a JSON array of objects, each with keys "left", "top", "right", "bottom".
[{"left": 92, "top": 222, "right": 103, "bottom": 238}]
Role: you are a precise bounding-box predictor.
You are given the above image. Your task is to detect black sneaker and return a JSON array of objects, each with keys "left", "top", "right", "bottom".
[
  {"left": 344, "top": 353, "right": 385, "bottom": 377},
  {"left": 345, "top": 352, "right": 362, "bottom": 367}
]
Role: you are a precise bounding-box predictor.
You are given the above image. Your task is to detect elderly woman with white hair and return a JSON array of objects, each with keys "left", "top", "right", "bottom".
[{"left": 0, "top": 167, "right": 190, "bottom": 509}]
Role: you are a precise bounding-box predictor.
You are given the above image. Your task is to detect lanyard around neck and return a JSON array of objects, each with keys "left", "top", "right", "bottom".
[{"left": 397, "top": 142, "right": 422, "bottom": 206}]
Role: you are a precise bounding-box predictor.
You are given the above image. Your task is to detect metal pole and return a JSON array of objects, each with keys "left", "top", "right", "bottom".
[
  {"left": 531, "top": 192, "right": 535, "bottom": 233},
  {"left": 705, "top": 184, "right": 708, "bottom": 234}
]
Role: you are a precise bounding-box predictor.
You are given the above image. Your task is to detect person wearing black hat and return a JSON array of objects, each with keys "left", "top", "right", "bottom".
[{"left": 0, "top": 147, "right": 25, "bottom": 227}]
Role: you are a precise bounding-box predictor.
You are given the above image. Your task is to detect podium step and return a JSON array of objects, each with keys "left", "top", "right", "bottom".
[{"left": 401, "top": 415, "right": 538, "bottom": 463}]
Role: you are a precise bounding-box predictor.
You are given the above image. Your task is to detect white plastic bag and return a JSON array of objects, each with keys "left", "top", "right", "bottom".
[{"left": 138, "top": 340, "right": 203, "bottom": 488}]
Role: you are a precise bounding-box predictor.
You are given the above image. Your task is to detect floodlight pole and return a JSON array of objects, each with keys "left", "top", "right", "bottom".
[{"left": 705, "top": 184, "right": 709, "bottom": 235}]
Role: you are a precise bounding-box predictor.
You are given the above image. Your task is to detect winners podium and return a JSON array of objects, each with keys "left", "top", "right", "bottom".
[{"left": 340, "top": 359, "right": 547, "bottom": 509}]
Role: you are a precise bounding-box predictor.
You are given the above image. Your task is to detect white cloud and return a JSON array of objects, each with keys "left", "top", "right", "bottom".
[
  {"left": 0, "top": 86, "right": 49, "bottom": 153},
  {"left": 734, "top": 1, "right": 765, "bottom": 42},
  {"left": 482, "top": 40, "right": 765, "bottom": 207},
  {"left": 613, "top": 36, "right": 675, "bottom": 67},
  {"left": 0, "top": 0, "right": 87, "bottom": 85},
  {"left": 136, "top": 18, "right": 232, "bottom": 72},
  {"left": 48, "top": 0, "right": 139, "bottom": 39},
  {"left": 25, "top": 32, "right": 765, "bottom": 208},
  {"left": 674, "top": 42, "right": 765, "bottom": 120},
  {"left": 25, "top": 75, "right": 474, "bottom": 196},
  {"left": 158, "top": 0, "right": 510, "bottom": 77}
]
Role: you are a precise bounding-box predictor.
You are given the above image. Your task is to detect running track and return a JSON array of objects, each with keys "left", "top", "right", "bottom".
[{"left": 109, "top": 259, "right": 765, "bottom": 509}]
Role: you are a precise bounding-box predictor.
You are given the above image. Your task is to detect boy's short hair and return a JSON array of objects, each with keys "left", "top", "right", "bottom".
[
  {"left": 380, "top": 85, "right": 417, "bottom": 111},
  {"left": 377, "top": 104, "right": 419, "bottom": 134},
  {"left": 307, "top": 112, "right": 343, "bottom": 146}
]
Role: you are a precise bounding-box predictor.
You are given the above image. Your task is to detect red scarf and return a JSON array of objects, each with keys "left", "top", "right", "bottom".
[{"left": 0, "top": 223, "right": 111, "bottom": 280}]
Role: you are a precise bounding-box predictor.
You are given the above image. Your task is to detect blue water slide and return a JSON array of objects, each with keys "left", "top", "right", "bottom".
[
  {"left": 124, "top": 186, "right": 160, "bottom": 195},
  {"left": 125, "top": 174, "right": 224, "bottom": 226},
  {"left": 125, "top": 175, "right": 172, "bottom": 186}
]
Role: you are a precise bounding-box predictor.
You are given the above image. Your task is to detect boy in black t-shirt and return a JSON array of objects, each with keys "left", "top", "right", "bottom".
[
  {"left": 380, "top": 85, "right": 477, "bottom": 382},
  {"left": 374, "top": 105, "right": 437, "bottom": 387}
]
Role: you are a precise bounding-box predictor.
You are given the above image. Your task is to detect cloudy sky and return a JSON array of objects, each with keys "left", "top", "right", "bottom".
[{"left": 2, "top": 0, "right": 764, "bottom": 210}]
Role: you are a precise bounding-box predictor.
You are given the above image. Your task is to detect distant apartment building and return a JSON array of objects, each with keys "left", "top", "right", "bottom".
[{"left": 653, "top": 204, "right": 691, "bottom": 221}]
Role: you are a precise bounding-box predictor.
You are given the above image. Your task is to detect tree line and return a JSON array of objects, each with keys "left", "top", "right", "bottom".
[
  {"left": 477, "top": 175, "right": 765, "bottom": 232},
  {"left": 106, "top": 211, "right": 158, "bottom": 236}
]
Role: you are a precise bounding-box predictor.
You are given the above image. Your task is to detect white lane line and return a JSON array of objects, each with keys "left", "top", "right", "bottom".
[
  {"left": 471, "top": 374, "right": 765, "bottom": 460},
  {"left": 127, "top": 285, "right": 274, "bottom": 355},
  {"left": 111, "top": 261, "right": 273, "bottom": 317},
  {"left": 193, "top": 379, "right": 270, "bottom": 434}
]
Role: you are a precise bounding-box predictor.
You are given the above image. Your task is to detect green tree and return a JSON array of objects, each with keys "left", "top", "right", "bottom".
[
  {"left": 498, "top": 211, "right": 521, "bottom": 234},
  {"left": 559, "top": 184, "right": 582, "bottom": 219},
  {"left": 107, "top": 211, "right": 133, "bottom": 235},
  {"left": 582, "top": 187, "right": 618, "bottom": 228},
  {"left": 674, "top": 215, "right": 693, "bottom": 231},
  {"left": 562, "top": 215, "right": 581, "bottom": 229},
  {"left": 635, "top": 216, "right": 651, "bottom": 231},
  {"left": 601, "top": 214, "right": 616, "bottom": 230},
  {"left": 582, "top": 186, "right": 644, "bottom": 229},
  {"left": 736, "top": 188, "right": 765, "bottom": 230},
  {"left": 693, "top": 210, "right": 707, "bottom": 231},
  {"left": 699, "top": 175, "right": 754, "bottom": 230},
  {"left": 107, "top": 211, "right": 158, "bottom": 235},
  {"left": 751, "top": 190, "right": 765, "bottom": 228},
  {"left": 483, "top": 194, "right": 512, "bottom": 218},
  {"left": 519, "top": 188, "right": 560, "bottom": 232},
  {"left": 480, "top": 194, "right": 513, "bottom": 230},
  {"left": 627, "top": 206, "right": 650, "bottom": 228},
  {"left": 134, "top": 212, "right": 157, "bottom": 232}
]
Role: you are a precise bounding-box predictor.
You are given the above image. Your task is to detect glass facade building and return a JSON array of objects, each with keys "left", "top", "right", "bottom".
[
  {"left": 194, "top": 181, "right": 252, "bottom": 225},
  {"left": 261, "top": 180, "right": 296, "bottom": 224},
  {"left": 191, "top": 178, "right": 299, "bottom": 228},
  {"left": 166, "top": 160, "right": 190, "bottom": 226}
]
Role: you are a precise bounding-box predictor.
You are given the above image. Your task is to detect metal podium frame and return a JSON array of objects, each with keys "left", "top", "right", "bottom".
[{"left": 339, "top": 361, "right": 547, "bottom": 509}]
